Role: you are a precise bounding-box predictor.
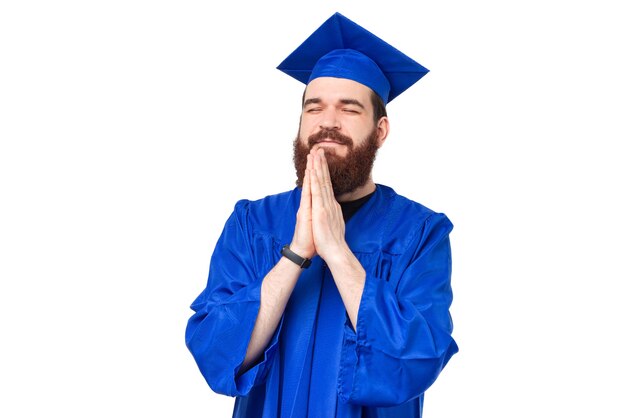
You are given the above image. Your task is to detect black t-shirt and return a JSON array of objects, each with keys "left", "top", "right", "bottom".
[{"left": 339, "top": 189, "right": 376, "bottom": 223}]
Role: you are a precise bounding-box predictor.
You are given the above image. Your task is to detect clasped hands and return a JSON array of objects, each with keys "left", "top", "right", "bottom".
[{"left": 290, "top": 148, "right": 348, "bottom": 265}]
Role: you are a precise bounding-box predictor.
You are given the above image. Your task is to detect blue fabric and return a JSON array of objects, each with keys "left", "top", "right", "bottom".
[
  {"left": 309, "top": 49, "right": 391, "bottom": 106},
  {"left": 186, "top": 185, "right": 458, "bottom": 417},
  {"left": 277, "top": 13, "right": 429, "bottom": 104}
]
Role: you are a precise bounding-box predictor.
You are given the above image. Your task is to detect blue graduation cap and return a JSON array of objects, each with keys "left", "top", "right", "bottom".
[{"left": 277, "top": 12, "right": 428, "bottom": 104}]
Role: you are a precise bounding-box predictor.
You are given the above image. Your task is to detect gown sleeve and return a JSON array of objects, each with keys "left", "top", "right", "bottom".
[
  {"left": 185, "top": 200, "right": 281, "bottom": 397},
  {"left": 338, "top": 212, "right": 458, "bottom": 407}
]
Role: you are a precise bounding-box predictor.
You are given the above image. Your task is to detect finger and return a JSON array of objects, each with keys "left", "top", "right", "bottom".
[
  {"left": 317, "top": 149, "right": 334, "bottom": 206},
  {"left": 318, "top": 149, "right": 333, "bottom": 191},
  {"left": 307, "top": 151, "right": 319, "bottom": 196},
  {"left": 300, "top": 154, "right": 312, "bottom": 212},
  {"left": 309, "top": 149, "right": 317, "bottom": 179},
  {"left": 318, "top": 150, "right": 344, "bottom": 223},
  {"left": 309, "top": 149, "right": 317, "bottom": 171},
  {"left": 311, "top": 149, "right": 328, "bottom": 208},
  {"left": 312, "top": 150, "right": 329, "bottom": 208},
  {"left": 310, "top": 157, "right": 322, "bottom": 212}
]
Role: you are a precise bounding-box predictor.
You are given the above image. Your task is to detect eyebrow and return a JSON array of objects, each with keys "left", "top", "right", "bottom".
[
  {"left": 303, "top": 97, "right": 366, "bottom": 109},
  {"left": 303, "top": 98, "right": 321, "bottom": 106},
  {"left": 340, "top": 99, "right": 365, "bottom": 109}
]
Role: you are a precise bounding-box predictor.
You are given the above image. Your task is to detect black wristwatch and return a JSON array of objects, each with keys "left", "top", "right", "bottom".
[{"left": 281, "top": 245, "right": 312, "bottom": 269}]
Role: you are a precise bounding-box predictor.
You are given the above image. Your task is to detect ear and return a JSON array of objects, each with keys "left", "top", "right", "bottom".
[{"left": 375, "top": 116, "right": 390, "bottom": 148}]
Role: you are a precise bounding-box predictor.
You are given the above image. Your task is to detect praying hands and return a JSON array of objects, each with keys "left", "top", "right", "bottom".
[
  {"left": 291, "top": 149, "right": 347, "bottom": 262},
  {"left": 291, "top": 148, "right": 365, "bottom": 328}
]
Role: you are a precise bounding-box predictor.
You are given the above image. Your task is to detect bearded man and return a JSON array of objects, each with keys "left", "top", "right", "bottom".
[{"left": 186, "top": 13, "right": 458, "bottom": 418}]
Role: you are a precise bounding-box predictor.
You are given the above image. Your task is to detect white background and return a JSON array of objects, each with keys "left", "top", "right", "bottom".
[{"left": 1, "top": 1, "right": 625, "bottom": 417}]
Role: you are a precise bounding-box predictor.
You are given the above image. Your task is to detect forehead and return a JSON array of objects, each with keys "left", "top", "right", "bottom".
[{"left": 304, "top": 77, "right": 373, "bottom": 105}]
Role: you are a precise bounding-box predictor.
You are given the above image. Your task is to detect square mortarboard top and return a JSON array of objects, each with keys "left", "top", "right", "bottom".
[{"left": 277, "top": 12, "right": 428, "bottom": 104}]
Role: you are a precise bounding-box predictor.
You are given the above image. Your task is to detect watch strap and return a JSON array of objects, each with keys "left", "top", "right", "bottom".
[{"left": 281, "top": 245, "right": 312, "bottom": 269}]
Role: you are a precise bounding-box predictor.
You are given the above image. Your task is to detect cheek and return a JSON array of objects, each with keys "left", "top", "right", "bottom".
[
  {"left": 352, "top": 122, "right": 377, "bottom": 145},
  {"left": 299, "top": 116, "right": 317, "bottom": 134}
]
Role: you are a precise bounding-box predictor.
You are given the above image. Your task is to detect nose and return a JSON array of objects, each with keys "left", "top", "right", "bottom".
[{"left": 319, "top": 109, "right": 340, "bottom": 130}]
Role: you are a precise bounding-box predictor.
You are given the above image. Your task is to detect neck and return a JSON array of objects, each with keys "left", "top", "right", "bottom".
[{"left": 335, "top": 178, "right": 376, "bottom": 202}]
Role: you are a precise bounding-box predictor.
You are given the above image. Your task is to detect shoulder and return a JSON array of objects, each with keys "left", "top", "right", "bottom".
[
  {"left": 378, "top": 184, "right": 451, "bottom": 223},
  {"left": 233, "top": 188, "right": 298, "bottom": 215},
  {"left": 375, "top": 185, "right": 453, "bottom": 250},
  {"left": 231, "top": 188, "right": 300, "bottom": 237}
]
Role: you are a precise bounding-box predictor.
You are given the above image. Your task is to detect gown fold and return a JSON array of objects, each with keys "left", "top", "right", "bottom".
[{"left": 186, "top": 185, "right": 458, "bottom": 417}]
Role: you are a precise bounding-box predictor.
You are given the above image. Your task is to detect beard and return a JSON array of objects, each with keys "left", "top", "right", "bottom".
[{"left": 293, "top": 127, "right": 379, "bottom": 196}]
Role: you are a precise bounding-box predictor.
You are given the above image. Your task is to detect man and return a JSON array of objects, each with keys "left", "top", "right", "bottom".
[{"left": 186, "top": 12, "right": 458, "bottom": 418}]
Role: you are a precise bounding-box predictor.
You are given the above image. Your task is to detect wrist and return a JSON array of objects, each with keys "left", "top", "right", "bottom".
[
  {"left": 288, "top": 242, "right": 315, "bottom": 259},
  {"left": 322, "top": 244, "right": 354, "bottom": 269},
  {"left": 281, "top": 245, "right": 312, "bottom": 269}
]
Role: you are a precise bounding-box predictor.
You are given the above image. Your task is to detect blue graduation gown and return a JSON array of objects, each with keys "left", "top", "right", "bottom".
[{"left": 186, "top": 185, "right": 458, "bottom": 417}]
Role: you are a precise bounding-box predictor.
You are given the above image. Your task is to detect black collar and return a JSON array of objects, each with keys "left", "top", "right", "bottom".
[{"left": 339, "top": 189, "right": 376, "bottom": 222}]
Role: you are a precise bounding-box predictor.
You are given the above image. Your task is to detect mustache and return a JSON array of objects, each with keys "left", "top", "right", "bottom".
[{"left": 307, "top": 129, "right": 353, "bottom": 148}]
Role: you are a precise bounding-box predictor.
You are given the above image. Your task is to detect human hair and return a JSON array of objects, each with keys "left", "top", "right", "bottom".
[
  {"left": 300, "top": 86, "right": 388, "bottom": 124},
  {"left": 370, "top": 90, "right": 387, "bottom": 123}
]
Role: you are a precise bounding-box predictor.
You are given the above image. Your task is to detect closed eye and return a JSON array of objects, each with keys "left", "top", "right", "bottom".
[{"left": 339, "top": 99, "right": 365, "bottom": 114}]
